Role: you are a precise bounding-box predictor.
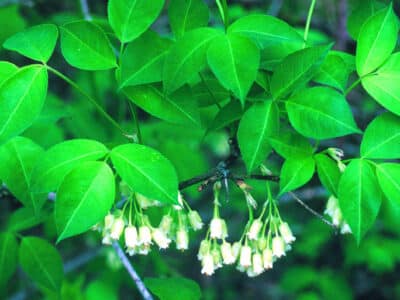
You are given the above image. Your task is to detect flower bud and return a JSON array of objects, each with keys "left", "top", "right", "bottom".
[
  {"left": 247, "top": 219, "right": 263, "bottom": 240},
  {"left": 211, "top": 247, "right": 222, "bottom": 269},
  {"left": 159, "top": 215, "right": 173, "bottom": 234},
  {"left": 251, "top": 252, "right": 264, "bottom": 276},
  {"left": 258, "top": 236, "right": 268, "bottom": 251},
  {"left": 138, "top": 225, "right": 152, "bottom": 246},
  {"left": 188, "top": 210, "right": 203, "bottom": 231},
  {"left": 176, "top": 228, "right": 189, "bottom": 250},
  {"left": 332, "top": 208, "right": 343, "bottom": 226},
  {"left": 124, "top": 226, "right": 138, "bottom": 248},
  {"left": 210, "top": 218, "right": 228, "bottom": 239},
  {"left": 221, "top": 242, "right": 236, "bottom": 265},
  {"left": 110, "top": 218, "right": 125, "bottom": 240},
  {"left": 152, "top": 228, "right": 171, "bottom": 249},
  {"left": 198, "top": 239, "right": 211, "bottom": 260},
  {"left": 272, "top": 236, "right": 286, "bottom": 258},
  {"left": 104, "top": 213, "right": 115, "bottom": 230},
  {"left": 279, "top": 222, "right": 296, "bottom": 244},
  {"left": 201, "top": 253, "right": 215, "bottom": 276},
  {"left": 239, "top": 245, "right": 252, "bottom": 268},
  {"left": 262, "top": 248, "right": 273, "bottom": 269},
  {"left": 325, "top": 196, "right": 338, "bottom": 217},
  {"left": 244, "top": 191, "right": 257, "bottom": 209}
]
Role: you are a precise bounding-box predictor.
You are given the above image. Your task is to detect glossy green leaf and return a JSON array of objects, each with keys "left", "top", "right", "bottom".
[
  {"left": 191, "top": 77, "right": 230, "bottom": 107},
  {"left": 19, "top": 236, "right": 63, "bottom": 292},
  {"left": 356, "top": 5, "right": 399, "bottom": 76},
  {"left": 270, "top": 44, "right": 331, "bottom": 99},
  {"left": 314, "top": 153, "right": 341, "bottom": 197},
  {"left": 7, "top": 207, "right": 50, "bottom": 232},
  {"left": 361, "top": 52, "right": 400, "bottom": 116},
  {"left": 376, "top": 163, "right": 400, "bottom": 206},
  {"left": 268, "top": 128, "right": 313, "bottom": 159},
  {"left": 0, "top": 61, "right": 18, "bottom": 86},
  {"left": 338, "top": 159, "right": 382, "bottom": 244},
  {"left": 0, "top": 232, "right": 18, "bottom": 285},
  {"left": 286, "top": 87, "right": 361, "bottom": 139},
  {"left": 0, "top": 137, "right": 45, "bottom": 213},
  {"left": 228, "top": 14, "right": 303, "bottom": 50},
  {"left": 313, "top": 53, "right": 349, "bottom": 92},
  {"left": 108, "top": 0, "right": 165, "bottom": 43},
  {"left": 237, "top": 100, "right": 279, "bottom": 172},
  {"left": 360, "top": 112, "right": 400, "bottom": 159},
  {"left": 110, "top": 144, "right": 179, "bottom": 205},
  {"left": 60, "top": 21, "right": 116, "bottom": 70},
  {"left": 119, "top": 31, "right": 172, "bottom": 88},
  {"left": 145, "top": 277, "right": 201, "bottom": 300},
  {"left": 30, "top": 139, "right": 109, "bottom": 193},
  {"left": 207, "top": 33, "right": 259, "bottom": 105},
  {"left": 163, "top": 27, "right": 220, "bottom": 94},
  {"left": 56, "top": 161, "right": 115, "bottom": 242},
  {"left": 3, "top": 24, "right": 58, "bottom": 62},
  {"left": 279, "top": 156, "right": 315, "bottom": 196},
  {"left": 0, "top": 65, "right": 48, "bottom": 144},
  {"left": 124, "top": 84, "right": 200, "bottom": 126},
  {"left": 207, "top": 100, "right": 243, "bottom": 133},
  {"left": 168, "top": 0, "right": 209, "bottom": 39}
]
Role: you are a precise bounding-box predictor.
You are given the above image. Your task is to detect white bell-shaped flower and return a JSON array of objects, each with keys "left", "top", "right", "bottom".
[
  {"left": 210, "top": 217, "right": 228, "bottom": 239},
  {"left": 221, "top": 241, "right": 236, "bottom": 265},
  {"left": 247, "top": 219, "right": 263, "bottom": 240},
  {"left": 188, "top": 210, "right": 203, "bottom": 231},
  {"left": 272, "top": 236, "right": 286, "bottom": 258},
  {"left": 124, "top": 225, "right": 138, "bottom": 249},
  {"left": 138, "top": 225, "right": 152, "bottom": 246},
  {"left": 262, "top": 248, "right": 273, "bottom": 269},
  {"left": 251, "top": 252, "right": 264, "bottom": 276},
  {"left": 152, "top": 228, "right": 171, "bottom": 249},
  {"left": 110, "top": 218, "right": 125, "bottom": 240},
  {"left": 176, "top": 228, "right": 189, "bottom": 250},
  {"left": 239, "top": 245, "right": 252, "bottom": 268},
  {"left": 279, "top": 222, "right": 296, "bottom": 244},
  {"left": 201, "top": 253, "right": 215, "bottom": 276}
]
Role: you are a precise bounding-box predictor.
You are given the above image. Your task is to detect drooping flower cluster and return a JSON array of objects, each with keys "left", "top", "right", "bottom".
[
  {"left": 99, "top": 191, "right": 203, "bottom": 256},
  {"left": 324, "top": 195, "right": 352, "bottom": 234},
  {"left": 197, "top": 181, "right": 296, "bottom": 277}
]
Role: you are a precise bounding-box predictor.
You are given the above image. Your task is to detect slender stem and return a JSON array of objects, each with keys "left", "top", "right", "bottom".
[
  {"left": 303, "top": 0, "right": 317, "bottom": 48},
  {"left": 46, "top": 65, "right": 128, "bottom": 137},
  {"left": 345, "top": 77, "right": 362, "bottom": 96},
  {"left": 216, "top": 0, "right": 229, "bottom": 30},
  {"left": 79, "top": 0, "right": 92, "bottom": 20},
  {"left": 112, "top": 242, "right": 154, "bottom": 300}
]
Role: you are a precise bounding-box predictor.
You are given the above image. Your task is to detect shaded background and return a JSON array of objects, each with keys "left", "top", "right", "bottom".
[{"left": 0, "top": 0, "right": 400, "bottom": 299}]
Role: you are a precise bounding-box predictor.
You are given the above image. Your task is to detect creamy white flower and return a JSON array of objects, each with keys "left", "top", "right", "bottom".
[
  {"left": 340, "top": 223, "right": 352, "bottom": 234},
  {"left": 176, "top": 228, "right": 189, "bottom": 250},
  {"left": 201, "top": 253, "right": 215, "bottom": 276},
  {"left": 210, "top": 218, "right": 228, "bottom": 239},
  {"left": 258, "top": 236, "right": 268, "bottom": 251},
  {"left": 247, "top": 219, "right": 263, "bottom": 240},
  {"left": 188, "top": 210, "right": 203, "bottom": 231},
  {"left": 159, "top": 215, "right": 173, "bottom": 234},
  {"left": 211, "top": 248, "right": 222, "bottom": 269},
  {"left": 124, "top": 226, "right": 138, "bottom": 248},
  {"left": 137, "top": 244, "right": 151, "bottom": 255},
  {"left": 104, "top": 213, "right": 115, "bottom": 230},
  {"left": 138, "top": 225, "right": 152, "bottom": 246},
  {"left": 272, "top": 236, "right": 286, "bottom": 258},
  {"left": 102, "top": 234, "right": 112, "bottom": 245},
  {"left": 221, "top": 242, "right": 236, "bottom": 265},
  {"left": 332, "top": 208, "right": 343, "bottom": 226},
  {"left": 136, "top": 193, "right": 160, "bottom": 209},
  {"left": 152, "top": 228, "right": 171, "bottom": 249},
  {"left": 279, "top": 222, "right": 296, "bottom": 244},
  {"left": 197, "top": 239, "right": 211, "bottom": 260},
  {"left": 232, "top": 242, "right": 241, "bottom": 260},
  {"left": 110, "top": 218, "right": 125, "bottom": 240},
  {"left": 239, "top": 245, "right": 252, "bottom": 268},
  {"left": 251, "top": 252, "right": 264, "bottom": 276},
  {"left": 325, "top": 195, "right": 338, "bottom": 217},
  {"left": 262, "top": 248, "right": 273, "bottom": 269}
]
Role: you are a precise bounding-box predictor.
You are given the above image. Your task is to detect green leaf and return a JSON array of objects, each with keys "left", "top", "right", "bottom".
[
  {"left": 56, "top": 161, "right": 115, "bottom": 242},
  {"left": 163, "top": 27, "right": 220, "bottom": 94},
  {"left": 237, "top": 100, "right": 279, "bottom": 172},
  {"left": 60, "top": 21, "right": 116, "bottom": 70},
  {"left": 338, "top": 159, "right": 382, "bottom": 243},
  {"left": 286, "top": 87, "right": 361, "bottom": 139},
  {"left": 168, "top": 0, "right": 209, "bottom": 39},
  {"left": 356, "top": 4, "right": 399, "bottom": 76},
  {"left": 123, "top": 84, "right": 200, "bottom": 126},
  {"left": 313, "top": 53, "right": 349, "bottom": 92},
  {"left": 191, "top": 77, "right": 230, "bottom": 107},
  {"left": 207, "top": 100, "right": 243, "bottom": 133},
  {"left": 279, "top": 156, "right": 315, "bottom": 196},
  {"left": 268, "top": 128, "right": 313, "bottom": 159},
  {"left": 228, "top": 14, "right": 303, "bottom": 49},
  {"left": 108, "top": 0, "right": 165, "bottom": 43},
  {"left": 0, "top": 137, "right": 45, "bottom": 213},
  {"left": 376, "top": 163, "right": 400, "bottom": 207},
  {"left": 360, "top": 112, "right": 400, "bottom": 159},
  {"left": 314, "top": 153, "right": 341, "bottom": 197},
  {"left": 0, "top": 232, "right": 18, "bottom": 285},
  {"left": 3, "top": 24, "right": 58, "bottom": 63},
  {"left": 207, "top": 33, "right": 260, "bottom": 105},
  {"left": 110, "top": 144, "right": 179, "bottom": 205},
  {"left": 270, "top": 44, "right": 331, "bottom": 99},
  {"left": 144, "top": 277, "right": 201, "bottom": 300},
  {"left": 7, "top": 207, "right": 50, "bottom": 232},
  {"left": 19, "top": 236, "right": 63, "bottom": 292},
  {"left": 361, "top": 52, "right": 400, "bottom": 116},
  {"left": 119, "top": 30, "right": 172, "bottom": 88},
  {"left": 0, "top": 65, "right": 48, "bottom": 144},
  {"left": 30, "top": 139, "right": 109, "bottom": 193},
  {"left": 0, "top": 61, "right": 18, "bottom": 86}
]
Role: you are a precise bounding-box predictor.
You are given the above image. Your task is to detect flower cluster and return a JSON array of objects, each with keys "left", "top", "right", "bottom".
[
  {"left": 99, "top": 192, "right": 203, "bottom": 256},
  {"left": 197, "top": 182, "right": 296, "bottom": 277},
  {"left": 324, "top": 195, "right": 351, "bottom": 234}
]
